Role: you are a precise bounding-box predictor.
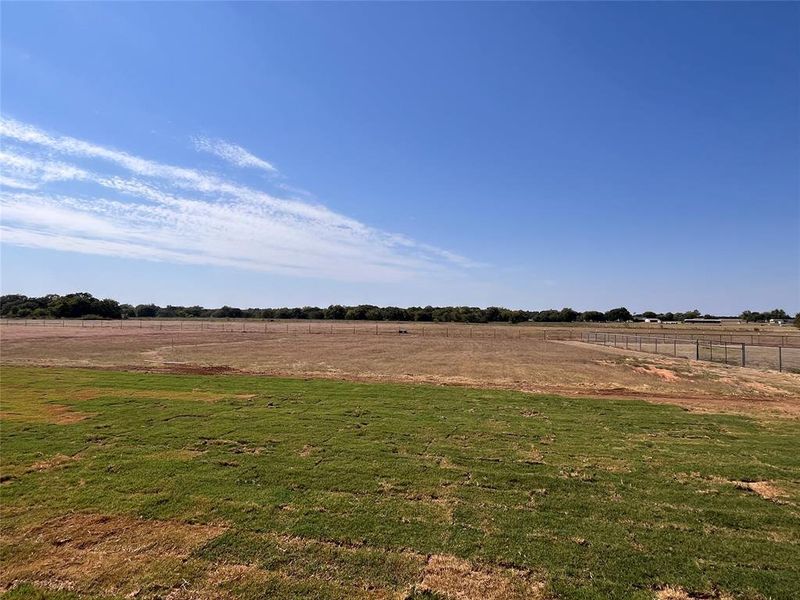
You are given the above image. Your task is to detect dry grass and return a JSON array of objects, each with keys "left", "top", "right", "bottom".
[
  {"left": 0, "top": 402, "right": 92, "bottom": 425},
  {"left": 2, "top": 324, "right": 799, "bottom": 416},
  {"left": 0, "top": 513, "right": 225, "bottom": 597},
  {"left": 675, "top": 472, "right": 792, "bottom": 503},
  {"left": 418, "top": 554, "right": 547, "bottom": 600},
  {"left": 1, "top": 509, "right": 546, "bottom": 599},
  {"left": 655, "top": 586, "right": 734, "bottom": 600}
]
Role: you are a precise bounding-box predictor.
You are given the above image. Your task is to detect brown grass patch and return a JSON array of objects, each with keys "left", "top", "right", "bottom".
[
  {"left": 299, "top": 444, "right": 314, "bottom": 457},
  {"left": 74, "top": 387, "right": 229, "bottom": 403},
  {"left": 655, "top": 586, "right": 734, "bottom": 600},
  {"left": 0, "top": 513, "right": 226, "bottom": 596},
  {"left": 733, "top": 480, "right": 787, "bottom": 501},
  {"left": 166, "top": 564, "right": 266, "bottom": 600},
  {"left": 0, "top": 403, "right": 91, "bottom": 425},
  {"left": 705, "top": 476, "right": 789, "bottom": 502},
  {"left": 26, "top": 454, "right": 80, "bottom": 473},
  {"left": 679, "top": 473, "right": 791, "bottom": 503},
  {"left": 418, "top": 554, "right": 546, "bottom": 600},
  {"left": 516, "top": 445, "right": 545, "bottom": 465}
]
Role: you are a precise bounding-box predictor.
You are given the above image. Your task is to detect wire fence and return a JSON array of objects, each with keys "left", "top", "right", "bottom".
[
  {"left": 580, "top": 331, "right": 800, "bottom": 373},
  {"left": 2, "top": 319, "right": 800, "bottom": 371},
  {"left": 2, "top": 318, "right": 800, "bottom": 347},
  {"left": 2, "top": 318, "right": 548, "bottom": 339}
]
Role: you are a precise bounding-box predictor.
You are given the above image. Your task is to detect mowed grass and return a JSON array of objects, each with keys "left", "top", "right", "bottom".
[{"left": 1, "top": 366, "right": 799, "bottom": 600}]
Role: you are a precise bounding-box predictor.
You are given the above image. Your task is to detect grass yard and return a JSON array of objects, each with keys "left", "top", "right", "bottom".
[{"left": 1, "top": 366, "right": 798, "bottom": 599}]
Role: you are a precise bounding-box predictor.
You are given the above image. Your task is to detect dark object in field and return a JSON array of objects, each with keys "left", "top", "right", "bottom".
[{"left": 398, "top": 329, "right": 409, "bottom": 334}]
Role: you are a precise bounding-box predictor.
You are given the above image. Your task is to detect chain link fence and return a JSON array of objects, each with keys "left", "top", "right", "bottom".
[{"left": 581, "top": 331, "right": 799, "bottom": 373}]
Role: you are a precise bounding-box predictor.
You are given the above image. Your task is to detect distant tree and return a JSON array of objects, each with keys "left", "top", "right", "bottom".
[
  {"left": 213, "top": 306, "right": 242, "bottom": 318},
  {"left": 484, "top": 306, "right": 502, "bottom": 322},
  {"left": 135, "top": 304, "right": 160, "bottom": 318},
  {"left": 533, "top": 309, "right": 561, "bottom": 322},
  {"left": 580, "top": 311, "right": 605, "bottom": 322},
  {"left": 413, "top": 306, "right": 433, "bottom": 322},
  {"left": 324, "top": 305, "right": 347, "bottom": 320},
  {"left": 558, "top": 308, "right": 579, "bottom": 322},
  {"left": 342, "top": 305, "right": 376, "bottom": 320},
  {"left": 95, "top": 298, "right": 122, "bottom": 319},
  {"left": 604, "top": 307, "right": 632, "bottom": 322},
  {"left": 11, "top": 293, "right": 792, "bottom": 327},
  {"left": 508, "top": 310, "right": 529, "bottom": 324},
  {"left": 381, "top": 306, "right": 408, "bottom": 321},
  {"left": 794, "top": 313, "right": 800, "bottom": 329},
  {"left": 183, "top": 305, "right": 205, "bottom": 318},
  {"left": 156, "top": 306, "right": 179, "bottom": 318},
  {"left": 364, "top": 307, "right": 383, "bottom": 321},
  {"left": 302, "top": 306, "right": 325, "bottom": 320}
]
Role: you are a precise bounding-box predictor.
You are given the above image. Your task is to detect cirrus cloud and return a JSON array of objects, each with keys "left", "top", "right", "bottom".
[
  {"left": 192, "top": 136, "right": 278, "bottom": 174},
  {"left": 0, "top": 117, "right": 477, "bottom": 282}
]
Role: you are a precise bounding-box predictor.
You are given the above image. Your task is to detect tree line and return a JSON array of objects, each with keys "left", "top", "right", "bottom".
[{"left": 1, "top": 293, "right": 796, "bottom": 325}]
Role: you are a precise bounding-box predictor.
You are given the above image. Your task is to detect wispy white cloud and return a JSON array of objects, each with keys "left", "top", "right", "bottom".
[
  {"left": 0, "top": 150, "right": 89, "bottom": 187},
  {"left": 192, "top": 136, "right": 277, "bottom": 174},
  {"left": 0, "top": 117, "right": 475, "bottom": 282},
  {"left": 0, "top": 175, "right": 38, "bottom": 190}
]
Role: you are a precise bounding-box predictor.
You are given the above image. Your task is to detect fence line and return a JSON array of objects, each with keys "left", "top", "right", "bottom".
[
  {"left": 2, "top": 318, "right": 800, "bottom": 347},
  {"left": 2, "top": 319, "right": 798, "bottom": 372},
  {"left": 580, "top": 331, "right": 798, "bottom": 373}
]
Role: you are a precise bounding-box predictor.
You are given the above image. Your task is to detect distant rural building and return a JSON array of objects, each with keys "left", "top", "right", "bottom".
[
  {"left": 684, "top": 318, "right": 722, "bottom": 324},
  {"left": 643, "top": 318, "right": 661, "bottom": 323}
]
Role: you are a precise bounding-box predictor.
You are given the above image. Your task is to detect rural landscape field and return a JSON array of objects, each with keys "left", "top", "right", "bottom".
[
  {"left": 2, "top": 321, "right": 799, "bottom": 599},
  {"left": 2, "top": 2, "right": 799, "bottom": 599}
]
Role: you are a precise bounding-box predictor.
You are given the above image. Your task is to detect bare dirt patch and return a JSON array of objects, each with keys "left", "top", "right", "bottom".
[
  {"left": 418, "top": 554, "right": 546, "bottom": 600},
  {"left": 632, "top": 365, "right": 680, "bottom": 381},
  {"left": 732, "top": 480, "right": 788, "bottom": 501}
]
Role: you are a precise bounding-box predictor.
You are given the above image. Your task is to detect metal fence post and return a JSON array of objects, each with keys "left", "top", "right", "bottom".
[
  {"left": 741, "top": 343, "right": 745, "bottom": 367},
  {"left": 695, "top": 340, "right": 699, "bottom": 360},
  {"left": 779, "top": 346, "right": 782, "bottom": 372}
]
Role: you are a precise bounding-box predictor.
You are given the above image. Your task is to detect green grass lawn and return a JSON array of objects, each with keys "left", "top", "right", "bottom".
[{"left": 1, "top": 366, "right": 798, "bottom": 599}]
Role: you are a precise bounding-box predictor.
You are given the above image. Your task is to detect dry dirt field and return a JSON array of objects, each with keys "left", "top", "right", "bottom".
[{"left": 2, "top": 323, "right": 799, "bottom": 417}]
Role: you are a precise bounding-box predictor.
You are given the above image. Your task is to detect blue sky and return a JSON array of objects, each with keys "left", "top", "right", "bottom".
[{"left": 1, "top": 2, "right": 798, "bottom": 313}]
